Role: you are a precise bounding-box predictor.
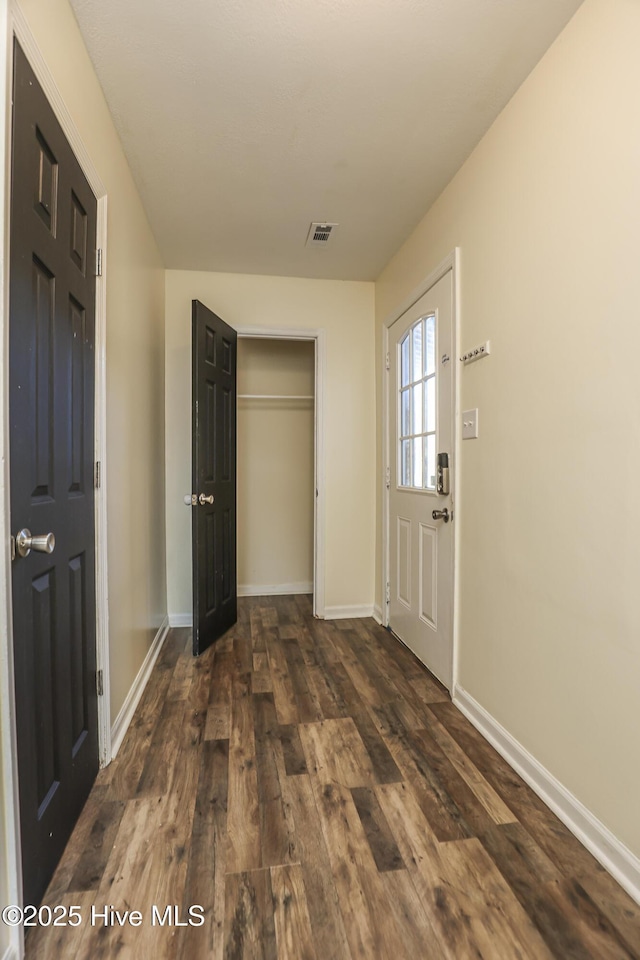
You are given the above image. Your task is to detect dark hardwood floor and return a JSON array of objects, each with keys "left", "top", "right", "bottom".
[{"left": 26, "top": 596, "right": 640, "bottom": 959}]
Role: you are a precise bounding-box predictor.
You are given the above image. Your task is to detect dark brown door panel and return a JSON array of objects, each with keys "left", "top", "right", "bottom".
[
  {"left": 10, "top": 41, "right": 99, "bottom": 907},
  {"left": 192, "top": 300, "right": 237, "bottom": 654}
]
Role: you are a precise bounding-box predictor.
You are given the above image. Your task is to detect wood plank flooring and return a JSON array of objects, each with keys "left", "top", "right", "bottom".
[{"left": 26, "top": 596, "right": 640, "bottom": 959}]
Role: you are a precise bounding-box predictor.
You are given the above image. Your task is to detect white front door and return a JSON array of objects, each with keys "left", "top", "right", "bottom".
[{"left": 388, "top": 270, "right": 454, "bottom": 689}]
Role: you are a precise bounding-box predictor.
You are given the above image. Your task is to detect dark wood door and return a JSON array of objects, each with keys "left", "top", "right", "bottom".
[
  {"left": 192, "top": 300, "right": 238, "bottom": 655},
  {"left": 9, "top": 41, "right": 99, "bottom": 907}
]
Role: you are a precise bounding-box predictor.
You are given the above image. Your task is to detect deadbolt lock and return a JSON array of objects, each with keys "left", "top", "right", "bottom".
[{"left": 436, "top": 452, "right": 450, "bottom": 495}]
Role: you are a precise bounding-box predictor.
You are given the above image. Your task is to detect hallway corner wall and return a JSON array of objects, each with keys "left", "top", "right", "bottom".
[
  {"left": 375, "top": 0, "right": 640, "bottom": 866},
  {"left": 165, "top": 270, "right": 375, "bottom": 620},
  {"left": 14, "top": 0, "right": 168, "bottom": 725}
]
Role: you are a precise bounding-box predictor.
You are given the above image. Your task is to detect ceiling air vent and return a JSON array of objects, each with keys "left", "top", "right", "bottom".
[{"left": 306, "top": 222, "right": 339, "bottom": 247}]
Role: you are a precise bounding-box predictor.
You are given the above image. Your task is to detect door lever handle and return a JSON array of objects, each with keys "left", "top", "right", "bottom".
[
  {"left": 431, "top": 508, "right": 450, "bottom": 523},
  {"left": 15, "top": 529, "right": 55, "bottom": 558}
]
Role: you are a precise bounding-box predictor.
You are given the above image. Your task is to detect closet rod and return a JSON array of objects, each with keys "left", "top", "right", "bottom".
[{"left": 237, "top": 394, "right": 314, "bottom": 400}]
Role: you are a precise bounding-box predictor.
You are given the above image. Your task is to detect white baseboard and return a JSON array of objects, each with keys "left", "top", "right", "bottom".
[
  {"left": 110, "top": 617, "right": 170, "bottom": 759},
  {"left": 323, "top": 604, "right": 374, "bottom": 620},
  {"left": 168, "top": 613, "right": 193, "bottom": 628},
  {"left": 172, "top": 601, "right": 373, "bottom": 623},
  {"left": 373, "top": 604, "right": 384, "bottom": 625},
  {"left": 170, "top": 585, "right": 314, "bottom": 624},
  {"left": 238, "top": 581, "right": 313, "bottom": 597},
  {"left": 453, "top": 685, "right": 640, "bottom": 906}
]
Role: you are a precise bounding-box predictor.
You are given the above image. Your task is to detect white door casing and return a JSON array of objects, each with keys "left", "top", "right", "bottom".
[{"left": 388, "top": 268, "right": 454, "bottom": 689}]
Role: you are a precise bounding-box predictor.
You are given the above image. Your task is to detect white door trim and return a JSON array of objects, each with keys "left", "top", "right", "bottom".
[
  {"left": 0, "top": 8, "right": 111, "bottom": 949},
  {"left": 235, "top": 326, "right": 326, "bottom": 618},
  {"left": 382, "top": 249, "right": 460, "bottom": 691},
  {"left": 0, "top": 9, "right": 20, "bottom": 955}
]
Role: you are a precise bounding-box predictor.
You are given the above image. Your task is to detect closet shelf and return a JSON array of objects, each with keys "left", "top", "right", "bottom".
[{"left": 237, "top": 394, "right": 314, "bottom": 400}]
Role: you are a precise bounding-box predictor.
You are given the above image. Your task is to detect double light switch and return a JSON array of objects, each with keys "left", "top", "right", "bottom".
[{"left": 462, "top": 409, "right": 479, "bottom": 440}]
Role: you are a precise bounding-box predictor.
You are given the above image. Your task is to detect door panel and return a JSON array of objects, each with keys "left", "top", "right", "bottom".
[
  {"left": 10, "top": 41, "right": 99, "bottom": 906},
  {"left": 192, "top": 300, "right": 238, "bottom": 655},
  {"left": 397, "top": 517, "right": 411, "bottom": 607},
  {"left": 419, "top": 522, "right": 437, "bottom": 627},
  {"left": 388, "top": 271, "right": 454, "bottom": 688}
]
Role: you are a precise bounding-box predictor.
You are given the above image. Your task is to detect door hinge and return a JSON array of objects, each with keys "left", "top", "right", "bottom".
[
  {"left": 386, "top": 581, "right": 391, "bottom": 603},
  {"left": 385, "top": 352, "right": 390, "bottom": 371},
  {"left": 97, "top": 669, "right": 104, "bottom": 697},
  {"left": 385, "top": 466, "right": 390, "bottom": 489},
  {"left": 94, "top": 461, "right": 101, "bottom": 489},
  {"left": 95, "top": 248, "right": 103, "bottom": 277}
]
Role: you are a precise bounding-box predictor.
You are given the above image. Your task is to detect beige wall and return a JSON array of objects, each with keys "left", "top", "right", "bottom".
[
  {"left": 238, "top": 339, "right": 315, "bottom": 593},
  {"left": 16, "top": 0, "right": 168, "bottom": 719},
  {"left": 165, "top": 270, "right": 375, "bottom": 617},
  {"left": 376, "top": 0, "right": 640, "bottom": 859}
]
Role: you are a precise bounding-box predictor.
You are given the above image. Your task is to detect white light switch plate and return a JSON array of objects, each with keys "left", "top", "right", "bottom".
[{"left": 462, "top": 408, "right": 479, "bottom": 439}]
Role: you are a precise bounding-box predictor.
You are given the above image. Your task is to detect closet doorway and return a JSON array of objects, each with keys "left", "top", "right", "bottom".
[{"left": 237, "top": 332, "right": 323, "bottom": 614}]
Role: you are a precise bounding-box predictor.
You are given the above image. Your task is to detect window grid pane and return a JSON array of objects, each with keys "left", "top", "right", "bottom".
[
  {"left": 425, "top": 375, "right": 435, "bottom": 433},
  {"left": 401, "top": 439, "right": 411, "bottom": 486},
  {"left": 401, "top": 388, "right": 410, "bottom": 437},
  {"left": 412, "top": 437, "right": 423, "bottom": 487},
  {"left": 411, "top": 382, "right": 423, "bottom": 435},
  {"left": 398, "top": 315, "right": 437, "bottom": 490},
  {"left": 425, "top": 315, "right": 436, "bottom": 376},
  {"left": 411, "top": 322, "right": 422, "bottom": 383},
  {"left": 424, "top": 434, "right": 436, "bottom": 490},
  {"left": 401, "top": 336, "right": 410, "bottom": 387}
]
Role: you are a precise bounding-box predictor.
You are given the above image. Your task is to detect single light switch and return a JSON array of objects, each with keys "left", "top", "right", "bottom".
[{"left": 462, "top": 408, "right": 479, "bottom": 439}]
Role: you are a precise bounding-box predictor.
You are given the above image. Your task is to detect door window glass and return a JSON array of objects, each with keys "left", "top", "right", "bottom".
[{"left": 398, "top": 314, "right": 436, "bottom": 490}]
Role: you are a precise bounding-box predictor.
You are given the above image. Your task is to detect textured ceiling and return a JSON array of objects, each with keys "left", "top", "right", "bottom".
[{"left": 69, "top": 0, "right": 583, "bottom": 280}]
